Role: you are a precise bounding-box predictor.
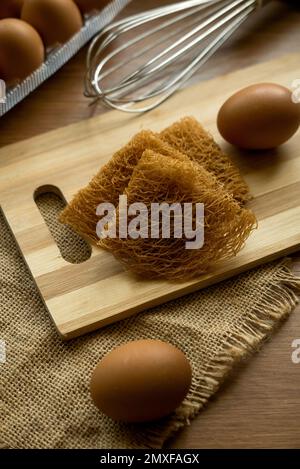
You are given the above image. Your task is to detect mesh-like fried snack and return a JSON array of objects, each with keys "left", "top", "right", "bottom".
[
  {"left": 60, "top": 131, "right": 188, "bottom": 242},
  {"left": 98, "top": 150, "right": 256, "bottom": 280},
  {"left": 160, "top": 116, "right": 250, "bottom": 204}
]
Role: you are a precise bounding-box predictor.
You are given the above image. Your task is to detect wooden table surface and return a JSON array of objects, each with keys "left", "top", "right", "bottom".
[{"left": 1, "top": 0, "right": 300, "bottom": 449}]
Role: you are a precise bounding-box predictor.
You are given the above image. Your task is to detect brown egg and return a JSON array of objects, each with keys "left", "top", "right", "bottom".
[
  {"left": 21, "top": 0, "right": 83, "bottom": 47},
  {"left": 217, "top": 83, "right": 300, "bottom": 150},
  {"left": 74, "top": 0, "right": 110, "bottom": 14},
  {"left": 0, "top": 18, "right": 44, "bottom": 85},
  {"left": 90, "top": 339, "right": 192, "bottom": 423},
  {"left": 0, "top": 0, "right": 24, "bottom": 19}
]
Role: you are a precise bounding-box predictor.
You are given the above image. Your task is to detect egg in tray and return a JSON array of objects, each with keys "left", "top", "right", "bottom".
[{"left": 0, "top": 0, "right": 110, "bottom": 86}]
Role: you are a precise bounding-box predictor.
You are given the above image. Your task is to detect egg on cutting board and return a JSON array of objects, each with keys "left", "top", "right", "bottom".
[
  {"left": 90, "top": 339, "right": 192, "bottom": 423},
  {"left": 217, "top": 83, "right": 300, "bottom": 150},
  {"left": 21, "top": 0, "right": 83, "bottom": 48},
  {"left": 0, "top": 18, "right": 44, "bottom": 85}
]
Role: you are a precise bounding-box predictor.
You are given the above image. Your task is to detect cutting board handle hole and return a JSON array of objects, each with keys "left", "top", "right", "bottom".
[{"left": 34, "top": 185, "right": 92, "bottom": 264}]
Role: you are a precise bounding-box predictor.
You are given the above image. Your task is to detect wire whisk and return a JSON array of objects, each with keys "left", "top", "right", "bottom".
[{"left": 85, "top": 0, "right": 268, "bottom": 113}]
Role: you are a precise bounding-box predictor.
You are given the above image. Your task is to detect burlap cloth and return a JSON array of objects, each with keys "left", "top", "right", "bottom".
[{"left": 1, "top": 194, "right": 300, "bottom": 449}]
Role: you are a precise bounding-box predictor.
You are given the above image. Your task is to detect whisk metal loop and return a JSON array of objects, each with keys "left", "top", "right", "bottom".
[{"left": 85, "top": 0, "right": 268, "bottom": 113}]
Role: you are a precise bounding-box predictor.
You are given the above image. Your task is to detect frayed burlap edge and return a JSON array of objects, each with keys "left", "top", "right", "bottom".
[
  {"left": 1, "top": 260, "right": 299, "bottom": 450},
  {"left": 128, "top": 259, "right": 300, "bottom": 449}
]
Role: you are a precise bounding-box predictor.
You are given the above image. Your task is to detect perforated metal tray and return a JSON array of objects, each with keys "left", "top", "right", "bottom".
[{"left": 0, "top": 0, "right": 131, "bottom": 117}]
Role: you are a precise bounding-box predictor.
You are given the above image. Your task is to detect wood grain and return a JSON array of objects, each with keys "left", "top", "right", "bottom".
[
  {"left": 1, "top": 54, "right": 299, "bottom": 340},
  {"left": 0, "top": 0, "right": 300, "bottom": 449}
]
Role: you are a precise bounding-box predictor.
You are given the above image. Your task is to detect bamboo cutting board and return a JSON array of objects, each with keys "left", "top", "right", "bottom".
[{"left": 1, "top": 54, "right": 300, "bottom": 339}]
